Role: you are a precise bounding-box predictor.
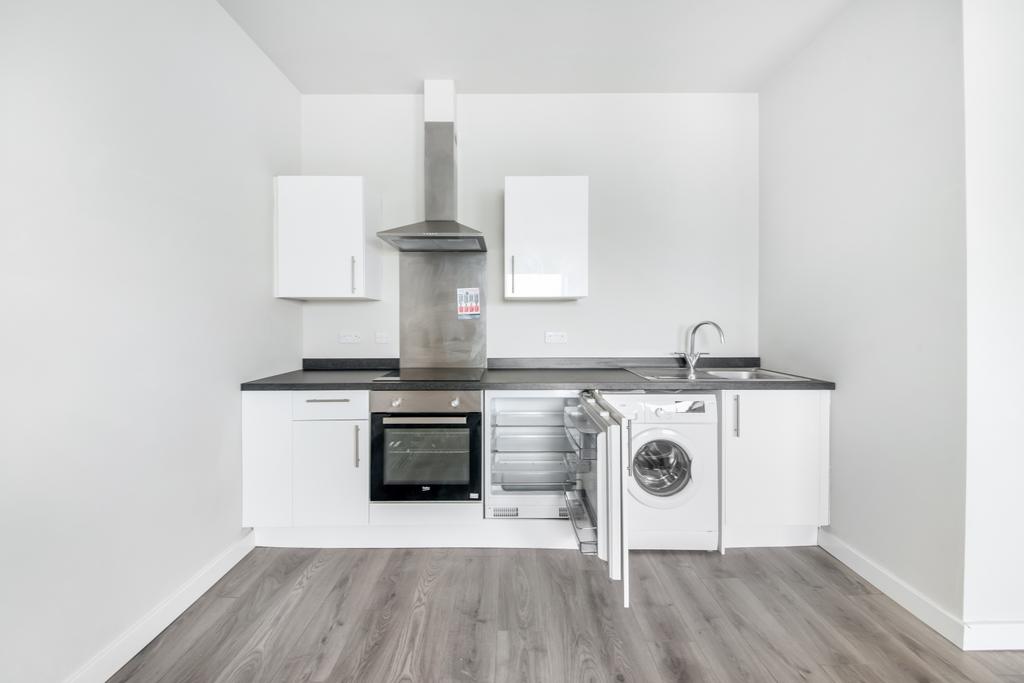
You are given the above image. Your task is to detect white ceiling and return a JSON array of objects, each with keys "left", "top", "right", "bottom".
[{"left": 217, "top": 0, "right": 852, "bottom": 94}]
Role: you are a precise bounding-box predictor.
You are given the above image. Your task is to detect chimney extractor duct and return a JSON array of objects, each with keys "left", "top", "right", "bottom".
[{"left": 377, "top": 81, "right": 486, "bottom": 252}]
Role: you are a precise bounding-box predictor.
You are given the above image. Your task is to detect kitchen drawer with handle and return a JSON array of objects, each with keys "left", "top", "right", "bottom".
[{"left": 291, "top": 391, "right": 369, "bottom": 420}]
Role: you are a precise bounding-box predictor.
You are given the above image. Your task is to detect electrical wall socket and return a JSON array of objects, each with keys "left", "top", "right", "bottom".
[
  {"left": 545, "top": 331, "right": 568, "bottom": 344},
  {"left": 338, "top": 333, "right": 362, "bottom": 344},
  {"left": 375, "top": 332, "right": 391, "bottom": 344}
]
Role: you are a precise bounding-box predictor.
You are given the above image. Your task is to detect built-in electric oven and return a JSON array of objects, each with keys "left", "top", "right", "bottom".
[{"left": 370, "top": 391, "right": 482, "bottom": 502}]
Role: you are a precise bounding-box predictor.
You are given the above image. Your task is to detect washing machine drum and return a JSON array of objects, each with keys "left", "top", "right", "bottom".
[{"left": 633, "top": 439, "right": 692, "bottom": 496}]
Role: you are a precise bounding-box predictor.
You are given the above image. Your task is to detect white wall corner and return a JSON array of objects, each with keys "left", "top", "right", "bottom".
[
  {"left": 818, "top": 529, "right": 966, "bottom": 648},
  {"left": 63, "top": 532, "right": 256, "bottom": 683}
]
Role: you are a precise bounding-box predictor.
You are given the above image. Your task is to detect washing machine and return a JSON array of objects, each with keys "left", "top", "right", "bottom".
[{"left": 605, "top": 393, "right": 719, "bottom": 550}]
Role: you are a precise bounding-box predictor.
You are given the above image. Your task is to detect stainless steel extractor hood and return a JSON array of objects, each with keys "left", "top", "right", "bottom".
[
  {"left": 377, "top": 82, "right": 487, "bottom": 252},
  {"left": 377, "top": 219, "right": 486, "bottom": 252}
]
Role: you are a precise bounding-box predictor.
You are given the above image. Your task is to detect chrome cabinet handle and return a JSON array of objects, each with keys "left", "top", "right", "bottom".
[
  {"left": 381, "top": 416, "right": 468, "bottom": 425},
  {"left": 734, "top": 394, "right": 741, "bottom": 437},
  {"left": 306, "top": 398, "right": 351, "bottom": 403},
  {"left": 354, "top": 424, "right": 360, "bottom": 468},
  {"left": 351, "top": 256, "right": 357, "bottom": 294},
  {"left": 511, "top": 255, "right": 516, "bottom": 294}
]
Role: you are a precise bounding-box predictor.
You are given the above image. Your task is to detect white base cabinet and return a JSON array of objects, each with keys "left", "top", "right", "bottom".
[
  {"left": 242, "top": 391, "right": 369, "bottom": 528},
  {"left": 241, "top": 392, "right": 292, "bottom": 527},
  {"left": 721, "top": 390, "right": 831, "bottom": 548}
]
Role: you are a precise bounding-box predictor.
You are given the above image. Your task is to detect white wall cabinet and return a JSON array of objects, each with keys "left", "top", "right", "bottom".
[
  {"left": 242, "top": 391, "right": 370, "bottom": 528},
  {"left": 504, "top": 176, "right": 588, "bottom": 299},
  {"left": 274, "top": 176, "right": 381, "bottom": 300},
  {"left": 721, "top": 390, "right": 831, "bottom": 548}
]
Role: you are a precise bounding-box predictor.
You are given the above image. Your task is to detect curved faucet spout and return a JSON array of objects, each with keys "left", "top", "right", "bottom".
[
  {"left": 683, "top": 320, "right": 726, "bottom": 380},
  {"left": 688, "top": 320, "right": 726, "bottom": 355}
]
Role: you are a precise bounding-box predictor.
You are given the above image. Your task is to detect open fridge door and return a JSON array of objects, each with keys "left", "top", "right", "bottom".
[{"left": 573, "top": 390, "right": 631, "bottom": 608}]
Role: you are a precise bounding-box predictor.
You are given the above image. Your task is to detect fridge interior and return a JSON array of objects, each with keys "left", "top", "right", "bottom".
[
  {"left": 485, "top": 394, "right": 578, "bottom": 518},
  {"left": 485, "top": 392, "right": 600, "bottom": 556}
]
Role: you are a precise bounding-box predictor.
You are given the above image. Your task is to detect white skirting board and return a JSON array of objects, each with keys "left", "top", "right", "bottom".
[
  {"left": 821, "top": 531, "right": 1024, "bottom": 650},
  {"left": 817, "top": 529, "right": 967, "bottom": 648},
  {"left": 963, "top": 621, "right": 1024, "bottom": 651},
  {"left": 64, "top": 531, "right": 256, "bottom": 683}
]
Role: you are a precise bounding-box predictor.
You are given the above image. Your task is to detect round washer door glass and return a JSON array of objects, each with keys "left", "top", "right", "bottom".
[{"left": 633, "top": 440, "right": 692, "bottom": 496}]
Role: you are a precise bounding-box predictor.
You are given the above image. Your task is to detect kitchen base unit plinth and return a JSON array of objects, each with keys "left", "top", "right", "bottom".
[{"left": 251, "top": 519, "right": 578, "bottom": 550}]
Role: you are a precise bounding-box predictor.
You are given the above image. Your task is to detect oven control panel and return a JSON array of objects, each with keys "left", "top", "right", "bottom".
[{"left": 370, "top": 391, "right": 482, "bottom": 414}]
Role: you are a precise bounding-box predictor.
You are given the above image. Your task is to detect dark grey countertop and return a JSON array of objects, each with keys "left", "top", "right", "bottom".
[{"left": 241, "top": 365, "right": 836, "bottom": 391}]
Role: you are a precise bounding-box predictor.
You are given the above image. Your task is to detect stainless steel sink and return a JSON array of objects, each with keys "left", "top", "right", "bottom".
[
  {"left": 626, "top": 368, "right": 697, "bottom": 381},
  {"left": 627, "top": 367, "right": 806, "bottom": 381},
  {"left": 704, "top": 369, "right": 797, "bottom": 381}
]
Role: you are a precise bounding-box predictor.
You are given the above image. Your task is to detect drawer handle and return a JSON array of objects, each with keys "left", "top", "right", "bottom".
[
  {"left": 306, "top": 398, "right": 351, "bottom": 403},
  {"left": 734, "top": 394, "right": 741, "bottom": 437}
]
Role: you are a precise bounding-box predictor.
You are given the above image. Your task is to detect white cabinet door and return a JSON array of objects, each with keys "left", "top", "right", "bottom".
[
  {"left": 292, "top": 419, "right": 370, "bottom": 526},
  {"left": 504, "top": 176, "right": 588, "bottom": 299},
  {"left": 274, "top": 176, "right": 381, "bottom": 300},
  {"left": 242, "top": 392, "right": 292, "bottom": 527},
  {"left": 722, "top": 390, "right": 830, "bottom": 547}
]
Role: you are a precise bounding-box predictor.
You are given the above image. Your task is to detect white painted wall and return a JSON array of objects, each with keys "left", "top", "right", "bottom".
[
  {"left": 301, "top": 93, "right": 759, "bottom": 359},
  {"left": 0, "top": 1, "right": 301, "bottom": 680},
  {"left": 962, "top": 0, "right": 1024, "bottom": 642},
  {"left": 758, "top": 0, "right": 968, "bottom": 624}
]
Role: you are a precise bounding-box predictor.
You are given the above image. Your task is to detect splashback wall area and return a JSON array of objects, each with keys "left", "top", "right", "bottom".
[{"left": 300, "top": 93, "right": 759, "bottom": 359}]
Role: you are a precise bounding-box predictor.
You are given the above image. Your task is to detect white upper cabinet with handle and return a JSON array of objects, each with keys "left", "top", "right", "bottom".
[
  {"left": 504, "top": 176, "right": 588, "bottom": 300},
  {"left": 274, "top": 176, "right": 382, "bottom": 300}
]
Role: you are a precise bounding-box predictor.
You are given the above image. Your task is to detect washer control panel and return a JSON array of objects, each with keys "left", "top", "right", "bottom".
[{"left": 642, "top": 395, "right": 718, "bottom": 423}]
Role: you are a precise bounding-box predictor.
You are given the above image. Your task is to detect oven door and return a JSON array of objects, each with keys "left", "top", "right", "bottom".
[{"left": 370, "top": 413, "right": 482, "bottom": 501}]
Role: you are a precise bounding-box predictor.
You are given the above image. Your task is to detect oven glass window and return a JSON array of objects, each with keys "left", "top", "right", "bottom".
[{"left": 383, "top": 428, "right": 470, "bottom": 485}]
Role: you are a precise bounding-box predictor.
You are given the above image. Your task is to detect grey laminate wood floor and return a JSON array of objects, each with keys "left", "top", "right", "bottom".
[{"left": 110, "top": 547, "right": 1024, "bottom": 683}]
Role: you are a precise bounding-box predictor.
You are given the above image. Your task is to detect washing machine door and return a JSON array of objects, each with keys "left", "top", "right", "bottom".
[{"left": 632, "top": 438, "right": 693, "bottom": 497}]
